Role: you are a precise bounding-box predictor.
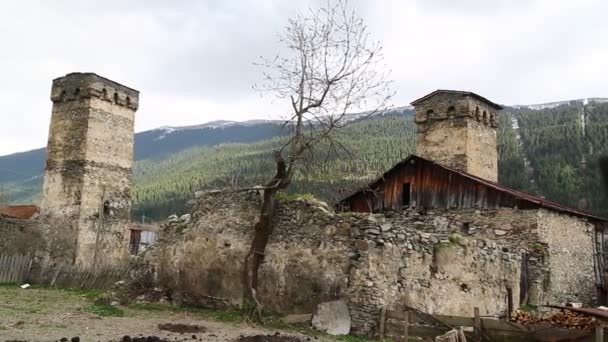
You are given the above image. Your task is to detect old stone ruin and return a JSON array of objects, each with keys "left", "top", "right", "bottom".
[
  {"left": 135, "top": 91, "right": 608, "bottom": 335},
  {"left": 1, "top": 72, "right": 139, "bottom": 270},
  {"left": 2, "top": 81, "right": 608, "bottom": 338}
]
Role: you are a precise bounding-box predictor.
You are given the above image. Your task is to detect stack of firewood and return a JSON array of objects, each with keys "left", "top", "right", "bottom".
[{"left": 513, "top": 310, "right": 597, "bottom": 329}]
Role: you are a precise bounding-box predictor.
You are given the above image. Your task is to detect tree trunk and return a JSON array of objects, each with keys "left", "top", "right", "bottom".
[{"left": 242, "top": 153, "right": 289, "bottom": 317}]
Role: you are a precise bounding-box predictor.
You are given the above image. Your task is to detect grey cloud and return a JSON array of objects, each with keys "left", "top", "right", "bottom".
[{"left": 1, "top": 0, "right": 607, "bottom": 155}]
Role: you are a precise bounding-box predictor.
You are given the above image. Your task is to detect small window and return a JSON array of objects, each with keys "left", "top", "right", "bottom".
[
  {"left": 402, "top": 183, "right": 411, "bottom": 207},
  {"left": 74, "top": 88, "right": 80, "bottom": 96},
  {"left": 447, "top": 106, "right": 455, "bottom": 114},
  {"left": 114, "top": 92, "right": 119, "bottom": 103}
]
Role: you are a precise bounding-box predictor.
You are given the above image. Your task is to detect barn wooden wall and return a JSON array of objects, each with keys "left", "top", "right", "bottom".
[{"left": 345, "top": 158, "right": 522, "bottom": 213}]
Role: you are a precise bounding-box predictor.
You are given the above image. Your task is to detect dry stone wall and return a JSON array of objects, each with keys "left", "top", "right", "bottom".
[
  {"left": 144, "top": 191, "right": 522, "bottom": 334},
  {"left": 0, "top": 218, "right": 45, "bottom": 256},
  {"left": 536, "top": 209, "right": 596, "bottom": 305},
  {"left": 373, "top": 207, "right": 598, "bottom": 306}
]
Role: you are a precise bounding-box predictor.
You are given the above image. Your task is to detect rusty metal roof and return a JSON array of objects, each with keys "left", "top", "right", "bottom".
[
  {"left": 0, "top": 205, "right": 40, "bottom": 220},
  {"left": 340, "top": 155, "right": 608, "bottom": 222},
  {"left": 410, "top": 89, "right": 503, "bottom": 110}
]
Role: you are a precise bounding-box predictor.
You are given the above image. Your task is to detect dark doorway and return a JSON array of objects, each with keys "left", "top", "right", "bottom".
[{"left": 402, "top": 183, "right": 411, "bottom": 207}]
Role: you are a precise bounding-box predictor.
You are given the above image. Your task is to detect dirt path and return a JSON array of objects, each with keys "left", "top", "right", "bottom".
[{"left": 0, "top": 286, "right": 320, "bottom": 342}]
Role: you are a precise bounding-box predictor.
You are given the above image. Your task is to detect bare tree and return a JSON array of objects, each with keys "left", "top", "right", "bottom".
[{"left": 244, "top": 0, "right": 393, "bottom": 316}]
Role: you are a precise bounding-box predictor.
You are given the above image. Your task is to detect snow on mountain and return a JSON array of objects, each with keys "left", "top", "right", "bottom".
[{"left": 511, "top": 98, "right": 608, "bottom": 110}]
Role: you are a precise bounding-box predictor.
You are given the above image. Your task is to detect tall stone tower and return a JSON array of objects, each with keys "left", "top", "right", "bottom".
[
  {"left": 41, "top": 73, "right": 139, "bottom": 268},
  {"left": 411, "top": 90, "right": 502, "bottom": 182}
]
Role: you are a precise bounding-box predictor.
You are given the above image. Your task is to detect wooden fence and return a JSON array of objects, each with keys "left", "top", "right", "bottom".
[
  {"left": 381, "top": 306, "right": 601, "bottom": 342},
  {"left": 0, "top": 254, "right": 31, "bottom": 284},
  {"left": 0, "top": 254, "right": 129, "bottom": 289}
]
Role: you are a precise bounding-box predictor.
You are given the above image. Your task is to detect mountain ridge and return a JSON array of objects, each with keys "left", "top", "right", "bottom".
[{"left": 1, "top": 98, "right": 607, "bottom": 221}]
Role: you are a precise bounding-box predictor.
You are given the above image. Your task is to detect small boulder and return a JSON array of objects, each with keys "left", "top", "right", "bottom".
[
  {"left": 180, "top": 213, "right": 191, "bottom": 223},
  {"left": 380, "top": 223, "right": 392, "bottom": 232},
  {"left": 312, "top": 300, "right": 351, "bottom": 335},
  {"left": 354, "top": 239, "right": 370, "bottom": 251}
]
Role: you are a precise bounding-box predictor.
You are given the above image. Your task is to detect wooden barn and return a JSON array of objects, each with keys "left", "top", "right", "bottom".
[{"left": 338, "top": 155, "right": 607, "bottom": 225}]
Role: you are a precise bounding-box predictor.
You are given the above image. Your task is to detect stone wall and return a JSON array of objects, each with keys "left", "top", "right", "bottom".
[
  {"left": 346, "top": 213, "right": 521, "bottom": 332},
  {"left": 144, "top": 191, "right": 522, "bottom": 334},
  {"left": 536, "top": 209, "right": 596, "bottom": 305},
  {"left": 0, "top": 217, "right": 45, "bottom": 256},
  {"left": 150, "top": 191, "right": 353, "bottom": 313},
  {"left": 374, "top": 207, "right": 598, "bottom": 306}
]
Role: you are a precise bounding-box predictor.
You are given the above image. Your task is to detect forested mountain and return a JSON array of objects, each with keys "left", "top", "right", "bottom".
[{"left": 1, "top": 101, "right": 607, "bottom": 220}]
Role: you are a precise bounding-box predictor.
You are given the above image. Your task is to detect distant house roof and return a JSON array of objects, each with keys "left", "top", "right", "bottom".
[
  {"left": 340, "top": 155, "right": 607, "bottom": 223},
  {"left": 410, "top": 90, "right": 503, "bottom": 110},
  {"left": 0, "top": 205, "right": 40, "bottom": 220}
]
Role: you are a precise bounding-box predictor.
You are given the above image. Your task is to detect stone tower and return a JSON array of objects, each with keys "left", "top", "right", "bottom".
[
  {"left": 41, "top": 73, "right": 139, "bottom": 268},
  {"left": 411, "top": 90, "right": 502, "bottom": 182}
]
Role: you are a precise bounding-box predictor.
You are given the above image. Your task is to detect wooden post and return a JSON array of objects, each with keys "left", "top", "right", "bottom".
[
  {"left": 403, "top": 311, "right": 409, "bottom": 342},
  {"left": 506, "top": 286, "right": 513, "bottom": 318},
  {"left": 596, "top": 325, "right": 604, "bottom": 342},
  {"left": 379, "top": 306, "right": 387, "bottom": 339},
  {"left": 92, "top": 187, "right": 106, "bottom": 270},
  {"left": 474, "top": 307, "right": 481, "bottom": 342}
]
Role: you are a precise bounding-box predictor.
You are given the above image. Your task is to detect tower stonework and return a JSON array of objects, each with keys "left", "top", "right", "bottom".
[
  {"left": 41, "top": 73, "right": 139, "bottom": 268},
  {"left": 411, "top": 90, "right": 502, "bottom": 182}
]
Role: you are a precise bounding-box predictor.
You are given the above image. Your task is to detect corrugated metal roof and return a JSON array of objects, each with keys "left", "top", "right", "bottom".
[
  {"left": 0, "top": 205, "right": 40, "bottom": 220},
  {"left": 340, "top": 155, "right": 608, "bottom": 222},
  {"left": 410, "top": 89, "right": 503, "bottom": 110}
]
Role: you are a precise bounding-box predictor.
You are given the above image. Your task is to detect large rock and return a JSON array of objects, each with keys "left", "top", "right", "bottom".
[{"left": 311, "top": 300, "right": 350, "bottom": 335}]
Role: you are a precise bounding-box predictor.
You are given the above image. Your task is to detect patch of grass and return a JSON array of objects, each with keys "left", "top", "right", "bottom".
[
  {"left": 0, "top": 282, "right": 19, "bottom": 287},
  {"left": 128, "top": 302, "right": 242, "bottom": 322},
  {"left": 433, "top": 241, "right": 452, "bottom": 254},
  {"left": 84, "top": 301, "right": 125, "bottom": 317},
  {"left": 448, "top": 233, "right": 462, "bottom": 245},
  {"left": 0, "top": 324, "right": 7, "bottom": 330},
  {"left": 519, "top": 304, "right": 538, "bottom": 313},
  {"left": 27, "top": 307, "right": 42, "bottom": 314},
  {"left": 63, "top": 288, "right": 102, "bottom": 300}
]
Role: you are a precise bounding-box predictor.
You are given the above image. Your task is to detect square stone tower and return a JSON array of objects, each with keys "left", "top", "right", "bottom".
[
  {"left": 411, "top": 90, "right": 502, "bottom": 182},
  {"left": 40, "top": 73, "right": 139, "bottom": 268}
]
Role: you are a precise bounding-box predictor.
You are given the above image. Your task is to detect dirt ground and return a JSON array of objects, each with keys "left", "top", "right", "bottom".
[{"left": 0, "top": 285, "right": 329, "bottom": 342}]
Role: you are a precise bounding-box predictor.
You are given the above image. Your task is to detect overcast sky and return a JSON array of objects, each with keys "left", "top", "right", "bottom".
[{"left": 1, "top": 0, "right": 607, "bottom": 156}]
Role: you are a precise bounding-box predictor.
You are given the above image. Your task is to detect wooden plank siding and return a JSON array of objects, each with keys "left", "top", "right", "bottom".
[{"left": 344, "top": 157, "right": 522, "bottom": 213}]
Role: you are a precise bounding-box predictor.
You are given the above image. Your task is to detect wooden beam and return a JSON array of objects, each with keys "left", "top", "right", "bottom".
[
  {"left": 379, "top": 307, "right": 386, "bottom": 338},
  {"left": 403, "top": 311, "right": 409, "bottom": 342},
  {"left": 474, "top": 307, "right": 481, "bottom": 342}
]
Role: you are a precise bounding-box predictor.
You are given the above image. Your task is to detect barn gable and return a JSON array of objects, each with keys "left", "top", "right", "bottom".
[{"left": 338, "top": 155, "right": 607, "bottom": 223}]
